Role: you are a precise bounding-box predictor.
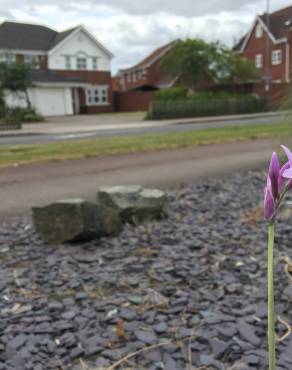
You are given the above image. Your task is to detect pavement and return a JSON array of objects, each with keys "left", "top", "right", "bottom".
[
  {"left": 0, "top": 137, "right": 288, "bottom": 219},
  {"left": 0, "top": 111, "right": 290, "bottom": 146}
]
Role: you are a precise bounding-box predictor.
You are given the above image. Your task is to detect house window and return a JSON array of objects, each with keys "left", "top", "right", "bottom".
[
  {"left": 0, "top": 53, "right": 16, "bottom": 64},
  {"left": 255, "top": 54, "right": 263, "bottom": 68},
  {"left": 132, "top": 72, "right": 137, "bottom": 82},
  {"left": 92, "top": 57, "right": 98, "bottom": 70},
  {"left": 65, "top": 56, "right": 71, "bottom": 69},
  {"left": 76, "top": 57, "right": 87, "bottom": 70},
  {"left": 255, "top": 23, "right": 263, "bottom": 38},
  {"left": 272, "top": 50, "right": 282, "bottom": 65},
  {"left": 24, "top": 54, "right": 39, "bottom": 68},
  {"left": 127, "top": 73, "right": 131, "bottom": 83},
  {"left": 86, "top": 85, "right": 109, "bottom": 106}
]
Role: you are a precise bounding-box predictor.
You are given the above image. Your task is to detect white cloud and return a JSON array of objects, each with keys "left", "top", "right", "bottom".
[{"left": 0, "top": 0, "right": 291, "bottom": 72}]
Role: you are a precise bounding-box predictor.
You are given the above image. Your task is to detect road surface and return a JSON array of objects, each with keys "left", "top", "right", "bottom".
[
  {"left": 0, "top": 112, "right": 290, "bottom": 147},
  {"left": 0, "top": 138, "right": 287, "bottom": 219}
]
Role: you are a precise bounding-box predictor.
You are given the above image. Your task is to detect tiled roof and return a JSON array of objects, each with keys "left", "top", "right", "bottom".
[
  {"left": 260, "top": 5, "right": 292, "bottom": 40},
  {"left": 0, "top": 21, "right": 77, "bottom": 51},
  {"left": 121, "top": 40, "right": 177, "bottom": 72},
  {"left": 31, "top": 70, "right": 86, "bottom": 84}
]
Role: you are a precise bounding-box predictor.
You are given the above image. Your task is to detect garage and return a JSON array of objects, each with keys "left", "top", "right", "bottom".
[{"left": 29, "top": 87, "right": 73, "bottom": 116}]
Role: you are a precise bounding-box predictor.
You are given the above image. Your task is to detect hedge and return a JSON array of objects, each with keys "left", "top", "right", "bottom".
[{"left": 147, "top": 96, "right": 268, "bottom": 120}]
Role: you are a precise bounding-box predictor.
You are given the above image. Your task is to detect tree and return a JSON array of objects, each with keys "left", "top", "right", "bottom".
[
  {"left": 0, "top": 61, "right": 33, "bottom": 108},
  {"left": 160, "top": 39, "right": 219, "bottom": 90},
  {"left": 215, "top": 48, "right": 259, "bottom": 84},
  {"left": 160, "top": 39, "right": 258, "bottom": 89}
]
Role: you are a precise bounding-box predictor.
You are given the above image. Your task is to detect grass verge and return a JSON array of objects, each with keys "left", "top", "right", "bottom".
[{"left": 0, "top": 121, "right": 292, "bottom": 168}]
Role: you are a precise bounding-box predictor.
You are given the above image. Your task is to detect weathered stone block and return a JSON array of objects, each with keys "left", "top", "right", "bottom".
[
  {"left": 32, "top": 198, "right": 122, "bottom": 243},
  {"left": 97, "top": 186, "right": 168, "bottom": 224}
]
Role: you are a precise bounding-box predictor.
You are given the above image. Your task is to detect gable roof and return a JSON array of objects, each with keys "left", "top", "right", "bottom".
[
  {"left": 0, "top": 22, "right": 85, "bottom": 52},
  {"left": 235, "top": 5, "right": 292, "bottom": 52},
  {"left": 120, "top": 40, "right": 177, "bottom": 73},
  {"left": 259, "top": 5, "right": 292, "bottom": 40}
]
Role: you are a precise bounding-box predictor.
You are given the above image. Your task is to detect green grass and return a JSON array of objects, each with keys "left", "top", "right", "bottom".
[{"left": 1, "top": 121, "right": 292, "bottom": 168}]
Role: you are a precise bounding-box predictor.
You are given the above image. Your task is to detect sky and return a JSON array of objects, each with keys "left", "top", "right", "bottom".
[{"left": 0, "top": 0, "right": 291, "bottom": 73}]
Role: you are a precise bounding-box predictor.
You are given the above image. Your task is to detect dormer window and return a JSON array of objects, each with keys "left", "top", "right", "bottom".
[
  {"left": 256, "top": 23, "right": 263, "bottom": 38},
  {"left": 76, "top": 57, "right": 87, "bottom": 70}
]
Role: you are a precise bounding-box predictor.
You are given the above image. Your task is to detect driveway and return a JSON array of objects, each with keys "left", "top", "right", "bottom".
[{"left": 0, "top": 138, "right": 286, "bottom": 219}]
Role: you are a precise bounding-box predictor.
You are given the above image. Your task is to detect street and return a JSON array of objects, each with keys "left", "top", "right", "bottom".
[
  {"left": 0, "top": 138, "right": 286, "bottom": 219},
  {"left": 0, "top": 111, "right": 290, "bottom": 147}
]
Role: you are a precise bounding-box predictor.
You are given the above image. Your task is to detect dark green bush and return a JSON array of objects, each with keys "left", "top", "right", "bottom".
[
  {"left": 155, "top": 87, "right": 188, "bottom": 100},
  {"left": 147, "top": 95, "right": 267, "bottom": 120}
]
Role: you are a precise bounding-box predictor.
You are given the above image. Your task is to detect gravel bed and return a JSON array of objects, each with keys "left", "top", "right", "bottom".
[{"left": 0, "top": 171, "right": 292, "bottom": 370}]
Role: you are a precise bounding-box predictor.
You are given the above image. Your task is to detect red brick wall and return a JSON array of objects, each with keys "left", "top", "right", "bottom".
[
  {"left": 55, "top": 70, "right": 114, "bottom": 113},
  {"left": 242, "top": 20, "right": 288, "bottom": 82},
  {"left": 117, "top": 91, "right": 155, "bottom": 112},
  {"left": 254, "top": 81, "right": 292, "bottom": 109}
]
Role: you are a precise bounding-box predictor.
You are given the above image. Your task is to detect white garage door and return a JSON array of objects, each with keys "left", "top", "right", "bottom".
[{"left": 30, "top": 87, "right": 73, "bottom": 116}]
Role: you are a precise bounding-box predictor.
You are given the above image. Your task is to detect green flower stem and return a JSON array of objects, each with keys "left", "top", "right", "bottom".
[{"left": 268, "top": 222, "right": 276, "bottom": 370}]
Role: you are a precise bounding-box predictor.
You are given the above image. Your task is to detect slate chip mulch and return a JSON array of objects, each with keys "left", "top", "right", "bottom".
[{"left": 0, "top": 171, "right": 292, "bottom": 370}]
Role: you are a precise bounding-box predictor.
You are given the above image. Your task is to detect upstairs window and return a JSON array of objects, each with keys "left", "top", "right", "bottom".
[
  {"left": 255, "top": 54, "right": 263, "bottom": 68},
  {"left": 0, "top": 53, "right": 16, "bottom": 64},
  {"left": 272, "top": 50, "right": 282, "bottom": 65},
  {"left": 65, "top": 56, "right": 71, "bottom": 69},
  {"left": 256, "top": 23, "right": 263, "bottom": 38},
  {"left": 76, "top": 57, "right": 87, "bottom": 70},
  {"left": 24, "top": 54, "right": 39, "bottom": 68},
  {"left": 92, "top": 57, "right": 98, "bottom": 70}
]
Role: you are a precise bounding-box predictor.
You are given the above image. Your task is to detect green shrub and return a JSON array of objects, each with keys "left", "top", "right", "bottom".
[
  {"left": 155, "top": 87, "right": 188, "bottom": 100},
  {"left": 147, "top": 95, "right": 267, "bottom": 120},
  {"left": 2, "top": 107, "right": 44, "bottom": 123}
]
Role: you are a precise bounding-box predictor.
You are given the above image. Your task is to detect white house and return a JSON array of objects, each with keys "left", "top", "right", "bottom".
[{"left": 0, "top": 21, "right": 114, "bottom": 116}]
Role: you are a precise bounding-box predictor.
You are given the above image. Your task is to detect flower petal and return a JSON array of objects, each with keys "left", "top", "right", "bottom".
[
  {"left": 268, "top": 152, "right": 280, "bottom": 198},
  {"left": 283, "top": 167, "right": 292, "bottom": 178},
  {"left": 281, "top": 145, "right": 292, "bottom": 166},
  {"left": 264, "top": 182, "right": 275, "bottom": 222},
  {"left": 278, "top": 161, "right": 290, "bottom": 191}
]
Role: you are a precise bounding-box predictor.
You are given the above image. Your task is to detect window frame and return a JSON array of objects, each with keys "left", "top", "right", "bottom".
[
  {"left": 92, "top": 57, "right": 98, "bottom": 70},
  {"left": 76, "top": 56, "right": 87, "bottom": 70},
  {"left": 271, "top": 49, "right": 282, "bottom": 65},
  {"left": 255, "top": 54, "right": 263, "bottom": 68},
  {"left": 255, "top": 23, "right": 263, "bottom": 38},
  {"left": 65, "top": 56, "right": 71, "bottom": 70},
  {"left": 86, "top": 85, "right": 109, "bottom": 106}
]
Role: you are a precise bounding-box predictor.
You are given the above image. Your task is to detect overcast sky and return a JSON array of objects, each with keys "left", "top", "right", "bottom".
[{"left": 0, "top": 0, "right": 291, "bottom": 72}]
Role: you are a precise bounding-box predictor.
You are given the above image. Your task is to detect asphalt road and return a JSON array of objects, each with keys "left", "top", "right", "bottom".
[
  {"left": 0, "top": 138, "right": 287, "bottom": 219},
  {"left": 0, "top": 112, "right": 290, "bottom": 146}
]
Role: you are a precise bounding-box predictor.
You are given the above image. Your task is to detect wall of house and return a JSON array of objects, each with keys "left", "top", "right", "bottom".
[
  {"left": 48, "top": 28, "right": 111, "bottom": 71},
  {"left": 5, "top": 87, "right": 73, "bottom": 116},
  {"left": 56, "top": 70, "right": 113, "bottom": 113},
  {"left": 115, "top": 90, "right": 155, "bottom": 112},
  {"left": 242, "top": 20, "right": 288, "bottom": 82}
]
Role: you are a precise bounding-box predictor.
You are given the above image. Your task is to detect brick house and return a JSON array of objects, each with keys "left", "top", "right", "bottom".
[
  {"left": 236, "top": 5, "right": 292, "bottom": 86},
  {"left": 116, "top": 40, "right": 178, "bottom": 92},
  {"left": 0, "top": 21, "right": 114, "bottom": 116}
]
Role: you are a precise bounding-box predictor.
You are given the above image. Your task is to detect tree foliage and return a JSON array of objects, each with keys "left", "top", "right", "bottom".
[
  {"left": 0, "top": 62, "right": 33, "bottom": 107},
  {"left": 160, "top": 39, "right": 258, "bottom": 89}
]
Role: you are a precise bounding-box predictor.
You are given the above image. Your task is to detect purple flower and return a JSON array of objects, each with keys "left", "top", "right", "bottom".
[
  {"left": 264, "top": 178, "right": 275, "bottom": 222},
  {"left": 278, "top": 161, "right": 291, "bottom": 192},
  {"left": 268, "top": 152, "right": 280, "bottom": 198}
]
